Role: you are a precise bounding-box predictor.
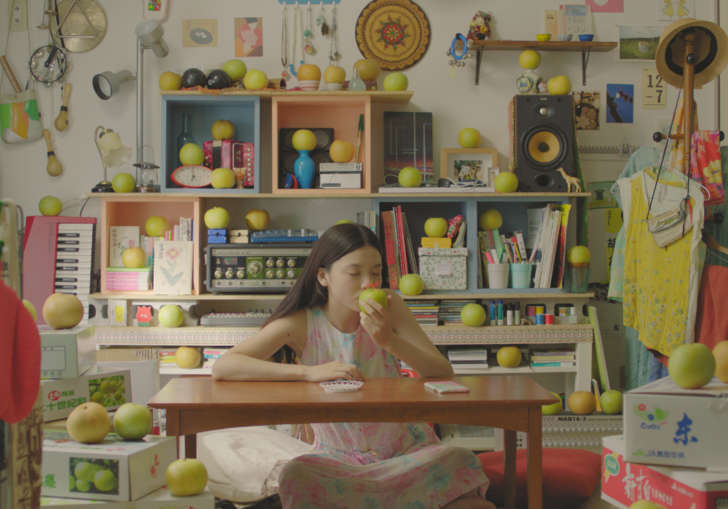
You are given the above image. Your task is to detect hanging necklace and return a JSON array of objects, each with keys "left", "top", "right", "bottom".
[
  {"left": 289, "top": 3, "right": 305, "bottom": 77},
  {"left": 328, "top": 3, "right": 340, "bottom": 65},
  {"left": 304, "top": 2, "right": 314, "bottom": 55},
  {"left": 316, "top": 2, "right": 329, "bottom": 36},
  {"left": 281, "top": 4, "right": 289, "bottom": 78}
]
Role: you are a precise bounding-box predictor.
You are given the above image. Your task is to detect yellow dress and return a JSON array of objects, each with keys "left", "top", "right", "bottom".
[{"left": 622, "top": 170, "right": 702, "bottom": 356}]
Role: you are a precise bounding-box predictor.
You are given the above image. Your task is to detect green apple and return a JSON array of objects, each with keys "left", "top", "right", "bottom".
[
  {"left": 494, "top": 172, "right": 519, "bottom": 193},
  {"left": 458, "top": 128, "right": 481, "bottom": 148},
  {"left": 69, "top": 476, "right": 76, "bottom": 491},
  {"left": 93, "top": 469, "right": 117, "bottom": 492},
  {"left": 600, "top": 390, "right": 623, "bottom": 415},
  {"left": 111, "top": 173, "right": 136, "bottom": 193},
  {"left": 179, "top": 143, "right": 204, "bottom": 166},
  {"left": 359, "top": 287, "right": 388, "bottom": 313},
  {"left": 668, "top": 343, "right": 716, "bottom": 389},
  {"left": 567, "top": 246, "right": 591, "bottom": 264},
  {"left": 479, "top": 209, "right": 503, "bottom": 231},
  {"left": 158, "top": 71, "right": 183, "bottom": 91},
  {"left": 243, "top": 69, "right": 268, "bottom": 90},
  {"left": 629, "top": 501, "right": 668, "bottom": 509},
  {"left": 75, "top": 479, "right": 91, "bottom": 492},
  {"left": 74, "top": 462, "right": 97, "bottom": 483},
  {"left": 39, "top": 196, "right": 62, "bottom": 216},
  {"left": 496, "top": 346, "right": 522, "bottom": 367},
  {"left": 222, "top": 59, "right": 247, "bottom": 81},
  {"left": 211, "top": 167, "right": 236, "bottom": 189},
  {"left": 335, "top": 219, "right": 353, "bottom": 225},
  {"left": 518, "top": 50, "right": 542, "bottom": 70},
  {"left": 175, "top": 346, "right": 201, "bottom": 369},
  {"left": 166, "top": 458, "right": 208, "bottom": 497},
  {"left": 398, "top": 167, "right": 422, "bottom": 188},
  {"left": 211, "top": 120, "right": 236, "bottom": 141},
  {"left": 245, "top": 209, "right": 271, "bottom": 231},
  {"left": 22, "top": 299, "right": 37, "bottom": 321},
  {"left": 383, "top": 72, "right": 409, "bottom": 91},
  {"left": 121, "top": 247, "right": 146, "bottom": 268},
  {"left": 542, "top": 392, "right": 562, "bottom": 415},
  {"left": 292, "top": 129, "right": 317, "bottom": 151},
  {"left": 460, "top": 303, "right": 486, "bottom": 327},
  {"left": 145, "top": 216, "right": 170, "bottom": 237},
  {"left": 113, "top": 402, "right": 152, "bottom": 440},
  {"left": 159, "top": 305, "right": 184, "bottom": 328},
  {"left": 424, "top": 218, "right": 448, "bottom": 237},
  {"left": 205, "top": 207, "right": 230, "bottom": 229},
  {"left": 547, "top": 75, "right": 572, "bottom": 95},
  {"left": 399, "top": 274, "right": 424, "bottom": 296}
]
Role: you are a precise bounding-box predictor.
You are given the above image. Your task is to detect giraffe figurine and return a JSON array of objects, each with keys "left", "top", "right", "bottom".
[{"left": 556, "top": 168, "right": 583, "bottom": 193}]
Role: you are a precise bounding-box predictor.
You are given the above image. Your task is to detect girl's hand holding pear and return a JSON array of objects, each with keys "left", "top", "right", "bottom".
[{"left": 358, "top": 288, "right": 394, "bottom": 350}]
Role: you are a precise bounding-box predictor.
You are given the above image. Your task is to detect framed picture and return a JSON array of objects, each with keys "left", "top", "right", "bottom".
[
  {"left": 440, "top": 148, "right": 498, "bottom": 183},
  {"left": 617, "top": 25, "right": 662, "bottom": 61}
]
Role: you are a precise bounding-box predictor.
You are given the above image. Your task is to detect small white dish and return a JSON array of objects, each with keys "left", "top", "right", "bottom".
[{"left": 319, "top": 380, "right": 364, "bottom": 392}]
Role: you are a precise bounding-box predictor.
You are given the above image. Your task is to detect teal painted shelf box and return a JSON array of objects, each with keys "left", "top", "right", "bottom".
[{"left": 161, "top": 94, "right": 261, "bottom": 194}]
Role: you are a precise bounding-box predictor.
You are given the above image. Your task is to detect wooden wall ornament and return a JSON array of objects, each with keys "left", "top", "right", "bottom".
[{"left": 355, "top": 0, "right": 430, "bottom": 71}]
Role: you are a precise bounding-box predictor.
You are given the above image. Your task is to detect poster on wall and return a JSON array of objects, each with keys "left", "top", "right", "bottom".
[
  {"left": 642, "top": 67, "right": 667, "bottom": 109},
  {"left": 606, "top": 84, "right": 634, "bottom": 124},
  {"left": 235, "top": 18, "right": 263, "bottom": 57},
  {"left": 586, "top": 0, "right": 624, "bottom": 13},
  {"left": 617, "top": 26, "right": 662, "bottom": 61},
  {"left": 182, "top": 19, "right": 220, "bottom": 47},
  {"left": 587, "top": 182, "right": 618, "bottom": 209},
  {"left": 656, "top": 0, "right": 694, "bottom": 21},
  {"left": 574, "top": 91, "right": 600, "bottom": 130}
]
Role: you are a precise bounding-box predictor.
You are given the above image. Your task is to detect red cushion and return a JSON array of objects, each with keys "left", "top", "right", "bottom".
[{"left": 477, "top": 448, "right": 601, "bottom": 509}]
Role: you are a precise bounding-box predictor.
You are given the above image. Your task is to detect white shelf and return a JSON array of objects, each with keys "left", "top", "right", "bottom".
[
  {"left": 159, "top": 365, "right": 213, "bottom": 376},
  {"left": 454, "top": 366, "right": 578, "bottom": 375}
]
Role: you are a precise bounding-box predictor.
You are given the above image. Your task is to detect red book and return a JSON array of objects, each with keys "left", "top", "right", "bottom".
[
  {"left": 396, "top": 205, "right": 408, "bottom": 276},
  {"left": 381, "top": 211, "right": 400, "bottom": 290}
]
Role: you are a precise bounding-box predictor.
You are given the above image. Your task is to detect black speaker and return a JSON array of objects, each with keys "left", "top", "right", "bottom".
[
  {"left": 278, "top": 128, "right": 334, "bottom": 188},
  {"left": 515, "top": 95, "right": 574, "bottom": 192}
]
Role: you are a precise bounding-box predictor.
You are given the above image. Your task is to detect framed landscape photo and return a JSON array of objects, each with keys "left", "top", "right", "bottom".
[{"left": 441, "top": 148, "right": 498, "bottom": 184}]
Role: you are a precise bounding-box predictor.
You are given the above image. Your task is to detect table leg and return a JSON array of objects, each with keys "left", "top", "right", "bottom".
[
  {"left": 503, "top": 429, "right": 517, "bottom": 509},
  {"left": 184, "top": 434, "right": 197, "bottom": 459},
  {"left": 527, "top": 407, "right": 543, "bottom": 509},
  {"left": 165, "top": 409, "right": 180, "bottom": 458}
]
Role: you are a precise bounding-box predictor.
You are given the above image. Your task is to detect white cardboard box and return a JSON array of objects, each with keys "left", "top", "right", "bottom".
[
  {"left": 601, "top": 435, "right": 728, "bottom": 509},
  {"left": 623, "top": 377, "right": 728, "bottom": 469},
  {"left": 41, "top": 366, "right": 131, "bottom": 422},
  {"left": 41, "top": 431, "right": 176, "bottom": 502},
  {"left": 40, "top": 326, "right": 96, "bottom": 379},
  {"left": 40, "top": 487, "right": 215, "bottom": 508}
]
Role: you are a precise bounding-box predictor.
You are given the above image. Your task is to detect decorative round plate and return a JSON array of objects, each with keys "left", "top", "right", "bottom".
[
  {"left": 355, "top": 0, "right": 430, "bottom": 71},
  {"left": 319, "top": 380, "right": 364, "bottom": 393}
]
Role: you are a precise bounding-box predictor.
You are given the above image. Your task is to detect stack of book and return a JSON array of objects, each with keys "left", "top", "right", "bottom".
[
  {"left": 527, "top": 204, "right": 571, "bottom": 289},
  {"left": 530, "top": 348, "right": 576, "bottom": 368},
  {"left": 406, "top": 300, "right": 439, "bottom": 326},
  {"left": 106, "top": 267, "right": 152, "bottom": 291},
  {"left": 203, "top": 347, "right": 230, "bottom": 368},
  {"left": 381, "top": 206, "right": 417, "bottom": 290},
  {"left": 439, "top": 301, "right": 477, "bottom": 325},
  {"left": 159, "top": 348, "right": 177, "bottom": 366},
  {"left": 355, "top": 210, "right": 377, "bottom": 234},
  {"left": 448, "top": 349, "right": 489, "bottom": 374}
]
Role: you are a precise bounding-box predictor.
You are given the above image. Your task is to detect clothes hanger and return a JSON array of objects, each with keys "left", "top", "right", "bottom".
[{"left": 703, "top": 232, "right": 728, "bottom": 255}]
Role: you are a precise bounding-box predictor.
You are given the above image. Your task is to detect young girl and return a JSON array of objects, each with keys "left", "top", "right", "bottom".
[{"left": 213, "top": 223, "right": 494, "bottom": 509}]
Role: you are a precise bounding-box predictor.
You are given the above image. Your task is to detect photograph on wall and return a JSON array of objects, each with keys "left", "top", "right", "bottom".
[
  {"left": 586, "top": 0, "right": 624, "bottom": 13},
  {"left": 235, "top": 17, "right": 263, "bottom": 57},
  {"left": 656, "top": 0, "right": 694, "bottom": 21},
  {"left": 574, "top": 91, "right": 600, "bottom": 131},
  {"left": 182, "top": 19, "right": 220, "bottom": 47},
  {"left": 606, "top": 84, "right": 634, "bottom": 124},
  {"left": 618, "top": 26, "right": 662, "bottom": 60},
  {"left": 383, "top": 111, "right": 434, "bottom": 182}
]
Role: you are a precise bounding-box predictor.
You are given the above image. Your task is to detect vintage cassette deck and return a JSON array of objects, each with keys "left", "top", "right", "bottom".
[{"left": 206, "top": 243, "right": 313, "bottom": 293}]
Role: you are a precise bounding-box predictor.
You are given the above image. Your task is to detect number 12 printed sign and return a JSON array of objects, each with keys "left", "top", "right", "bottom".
[{"left": 642, "top": 68, "right": 667, "bottom": 109}]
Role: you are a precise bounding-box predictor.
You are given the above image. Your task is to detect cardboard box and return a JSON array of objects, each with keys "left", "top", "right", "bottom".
[
  {"left": 624, "top": 377, "right": 728, "bottom": 469},
  {"left": 40, "top": 326, "right": 96, "bottom": 379},
  {"left": 601, "top": 435, "right": 728, "bottom": 509},
  {"left": 41, "top": 431, "right": 176, "bottom": 502},
  {"left": 418, "top": 247, "right": 468, "bottom": 290},
  {"left": 40, "top": 487, "right": 215, "bottom": 508},
  {"left": 41, "top": 366, "right": 131, "bottom": 422}
]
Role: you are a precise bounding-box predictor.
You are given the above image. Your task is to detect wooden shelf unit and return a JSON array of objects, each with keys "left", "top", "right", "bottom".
[
  {"left": 86, "top": 191, "right": 593, "bottom": 199},
  {"left": 160, "top": 90, "right": 413, "bottom": 104}
]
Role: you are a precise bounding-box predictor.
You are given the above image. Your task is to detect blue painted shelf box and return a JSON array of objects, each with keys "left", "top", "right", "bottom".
[{"left": 161, "top": 94, "right": 261, "bottom": 194}]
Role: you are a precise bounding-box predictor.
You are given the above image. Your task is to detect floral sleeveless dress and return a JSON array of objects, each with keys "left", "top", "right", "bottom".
[{"left": 278, "top": 307, "right": 489, "bottom": 509}]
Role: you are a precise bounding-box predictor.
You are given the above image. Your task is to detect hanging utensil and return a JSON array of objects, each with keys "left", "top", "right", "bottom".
[
  {"left": 43, "top": 129, "right": 63, "bottom": 176},
  {"left": 50, "top": 0, "right": 107, "bottom": 53},
  {"left": 29, "top": 45, "right": 67, "bottom": 84},
  {"left": 0, "top": 56, "right": 23, "bottom": 93},
  {"left": 54, "top": 83, "right": 72, "bottom": 131}
]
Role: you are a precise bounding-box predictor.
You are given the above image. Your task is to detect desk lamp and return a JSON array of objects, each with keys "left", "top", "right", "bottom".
[{"left": 92, "top": 126, "right": 131, "bottom": 193}]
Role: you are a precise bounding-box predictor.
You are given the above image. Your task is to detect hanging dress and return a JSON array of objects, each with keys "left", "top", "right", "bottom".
[
  {"left": 278, "top": 307, "right": 489, "bottom": 509},
  {"left": 621, "top": 168, "right": 704, "bottom": 357}
]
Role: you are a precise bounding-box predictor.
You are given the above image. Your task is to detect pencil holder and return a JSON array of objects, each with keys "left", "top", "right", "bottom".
[
  {"left": 487, "top": 264, "right": 509, "bottom": 289},
  {"left": 510, "top": 263, "right": 533, "bottom": 289}
]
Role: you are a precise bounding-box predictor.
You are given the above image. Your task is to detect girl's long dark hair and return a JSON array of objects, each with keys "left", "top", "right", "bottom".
[{"left": 264, "top": 223, "right": 382, "bottom": 363}]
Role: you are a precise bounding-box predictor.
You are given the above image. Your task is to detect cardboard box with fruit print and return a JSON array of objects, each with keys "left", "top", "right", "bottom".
[
  {"left": 41, "top": 431, "right": 176, "bottom": 502},
  {"left": 41, "top": 367, "right": 131, "bottom": 422},
  {"left": 40, "top": 487, "right": 215, "bottom": 509},
  {"left": 40, "top": 325, "right": 96, "bottom": 379},
  {"left": 623, "top": 376, "right": 728, "bottom": 469}
]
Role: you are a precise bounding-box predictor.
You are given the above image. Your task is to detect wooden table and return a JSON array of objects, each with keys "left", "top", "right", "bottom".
[{"left": 148, "top": 375, "right": 555, "bottom": 509}]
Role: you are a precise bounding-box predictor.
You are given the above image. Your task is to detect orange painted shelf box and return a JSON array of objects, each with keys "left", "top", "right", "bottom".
[
  {"left": 271, "top": 95, "right": 372, "bottom": 195},
  {"left": 100, "top": 196, "right": 203, "bottom": 296}
]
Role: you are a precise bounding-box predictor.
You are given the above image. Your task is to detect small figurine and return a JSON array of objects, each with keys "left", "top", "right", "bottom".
[
  {"left": 466, "top": 11, "right": 492, "bottom": 43},
  {"left": 136, "top": 306, "right": 153, "bottom": 327}
]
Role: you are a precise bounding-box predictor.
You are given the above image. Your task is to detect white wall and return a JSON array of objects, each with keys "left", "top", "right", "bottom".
[{"left": 0, "top": 0, "right": 719, "bottom": 262}]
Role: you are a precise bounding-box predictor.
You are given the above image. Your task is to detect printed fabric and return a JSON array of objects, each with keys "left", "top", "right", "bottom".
[
  {"left": 689, "top": 130, "right": 723, "bottom": 206},
  {"left": 621, "top": 169, "right": 704, "bottom": 357},
  {"left": 278, "top": 307, "right": 489, "bottom": 509}
]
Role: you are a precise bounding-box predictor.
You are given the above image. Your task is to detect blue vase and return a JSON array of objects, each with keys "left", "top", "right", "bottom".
[{"left": 294, "top": 150, "right": 315, "bottom": 189}]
